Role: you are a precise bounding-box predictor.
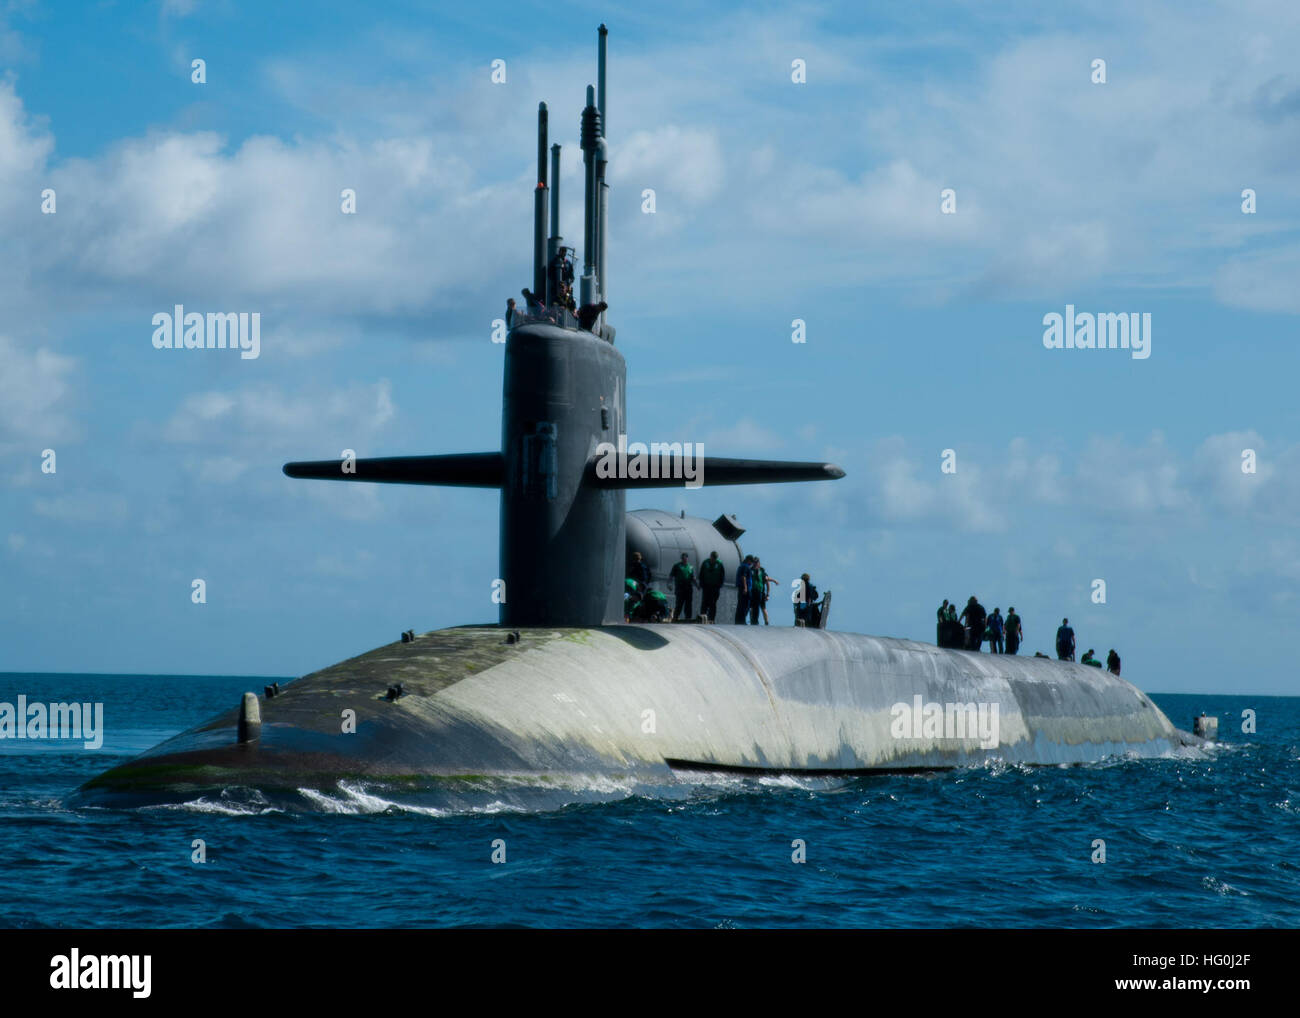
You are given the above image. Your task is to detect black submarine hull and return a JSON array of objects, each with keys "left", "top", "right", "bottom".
[{"left": 76, "top": 624, "right": 1197, "bottom": 805}]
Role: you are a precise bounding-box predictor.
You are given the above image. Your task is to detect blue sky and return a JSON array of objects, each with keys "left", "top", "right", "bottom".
[{"left": 2, "top": 1, "right": 1298, "bottom": 694}]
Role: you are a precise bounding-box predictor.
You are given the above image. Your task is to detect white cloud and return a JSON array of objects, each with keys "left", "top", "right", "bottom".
[
  {"left": 1213, "top": 247, "right": 1300, "bottom": 314},
  {"left": 846, "top": 429, "right": 1300, "bottom": 535},
  {"left": 1192, "top": 430, "right": 1270, "bottom": 509},
  {"left": 163, "top": 379, "right": 395, "bottom": 449},
  {"left": 3, "top": 7, "right": 1300, "bottom": 324},
  {"left": 614, "top": 125, "right": 724, "bottom": 206},
  {"left": 0, "top": 78, "right": 51, "bottom": 182},
  {"left": 1074, "top": 433, "right": 1191, "bottom": 514},
  {"left": 757, "top": 158, "right": 985, "bottom": 247},
  {"left": 158, "top": 380, "right": 397, "bottom": 499},
  {"left": 0, "top": 334, "right": 79, "bottom": 451}
]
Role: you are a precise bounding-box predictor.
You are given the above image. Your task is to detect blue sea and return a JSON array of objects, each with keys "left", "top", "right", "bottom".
[{"left": 1, "top": 674, "right": 1297, "bottom": 928}]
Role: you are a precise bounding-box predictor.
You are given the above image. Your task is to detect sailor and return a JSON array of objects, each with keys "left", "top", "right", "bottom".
[
  {"left": 748, "top": 556, "right": 768, "bottom": 625},
  {"left": 1106, "top": 649, "right": 1121, "bottom": 675},
  {"left": 1055, "top": 618, "right": 1076, "bottom": 661},
  {"left": 1004, "top": 607, "right": 1023, "bottom": 655},
  {"left": 577, "top": 300, "right": 608, "bottom": 331},
  {"left": 623, "top": 577, "right": 640, "bottom": 621},
  {"left": 960, "top": 596, "right": 986, "bottom": 651},
  {"left": 698, "top": 550, "right": 726, "bottom": 622},
  {"left": 635, "top": 587, "right": 669, "bottom": 622},
  {"left": 1081, "top": 648, "right": 1101, "bottom": 668},
  {"left": 521, "top": 287, "right": 544, "bottom": 310},
  {"left": 547, "top": 248, "right": 568, "bottom": 297},
  {"left": 628, "top": 550, "right": 650, "bottom": 588},
  {"left": 988, "top": 608, "right": 1005, "bottom": 654},
  {"left": 936, "top": 599, "right": 950, "bottom": 643},
  {"left": 796, "top": 573, "right": 820, "bottom": 627},
  {"left": 757, "top": 563, "right": 778, "bottom": 625},
  {"left": 735, "top": 555, "right": 754, "bottom": 624},
  {"left": 506, "top": 297, "right": 517, "bottom": 327},
  {"left": 940, "top": 600, "right": 961, "bottom": 648},
  {"left": 670, "top": 552, "right": 697, "bottom": 622}
]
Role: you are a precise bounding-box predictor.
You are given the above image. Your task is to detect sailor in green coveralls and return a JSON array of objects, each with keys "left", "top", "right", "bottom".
[
  {"left": 670, "top": 553, "right": 698, "bottom": 622},
  {"left": 698, "top": 550, "right": 726, "bottom": 622},
  {"left": 748, "top": 557, "right": 767, "bottom": 625}
]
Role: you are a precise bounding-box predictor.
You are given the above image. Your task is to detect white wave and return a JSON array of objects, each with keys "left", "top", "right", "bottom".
[
  {"left": 1201, "top": 875, "right": 1249, "bottom": 897},
  {"left": 755, "top": 774, "right": 816, "bottom": 789},
  {"left": 293, "top": 781, "right": 540, "bottom": 817},
  {"left": 145, "top": 796, "right": 284, "bottom": 816},
  {"left": 295, "top": 782, "right": 444, "bottom": 815},
  {"left": 492, "top": 772, "right": 639, "bottom": 796}
]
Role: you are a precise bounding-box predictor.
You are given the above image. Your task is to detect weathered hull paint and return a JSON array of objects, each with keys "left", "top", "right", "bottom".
[{"left": 78, "top": 625, "right": 1195, "bottom": 799}]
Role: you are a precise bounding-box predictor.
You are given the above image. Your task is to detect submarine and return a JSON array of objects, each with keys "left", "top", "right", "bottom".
[{"left": 79, "top": 25, "right": 1200, "bottom": 806}]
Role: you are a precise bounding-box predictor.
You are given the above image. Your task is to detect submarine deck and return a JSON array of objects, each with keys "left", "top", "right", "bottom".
[{"left": 76, "top": 624, "right": 1197, "bottom": 800}]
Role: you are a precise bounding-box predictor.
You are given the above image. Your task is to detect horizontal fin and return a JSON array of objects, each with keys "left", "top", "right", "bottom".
[
  {"left": 586, "top": 455, "right": 844, "bottom": 489},
  {"left": 283, "top": 452, "right": 504, "bottom": 487}
]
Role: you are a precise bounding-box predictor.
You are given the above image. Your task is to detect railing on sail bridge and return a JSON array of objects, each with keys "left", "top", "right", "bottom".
[{"left": 509, "top": 304, "right": 581, "bottom": 331}]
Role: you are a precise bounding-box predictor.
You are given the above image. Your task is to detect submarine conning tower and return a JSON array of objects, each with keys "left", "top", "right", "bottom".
[{"left": 282, "top": 24, "right": 845, "bottom": 627}]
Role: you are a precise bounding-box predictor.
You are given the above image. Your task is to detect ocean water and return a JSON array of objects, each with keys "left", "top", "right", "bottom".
[{"left": 1, "top": 673, "right": 1297, "bottom": 929}]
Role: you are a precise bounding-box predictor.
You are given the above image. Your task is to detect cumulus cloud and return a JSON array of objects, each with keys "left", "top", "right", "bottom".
[
  {"left": 1074, "top": 433, "right": 1191, "bottom": 515},
  {"left": 847, "top": 429, "right": 1298, "bottom": 534},
  {"left": 152, "top": 379, "right": 398, "bottom": 510},
  {"left": 0, "top": 334, "right": 79, "bottom": 451},
  {"left": 3, "top": 5, "right": 1300, "bottom": 324},
  {"left": 1213, "top": 247, "right": 1300, "bottom": 314},
  {"left": 1191, "top": 430, "right": 1271, "bottom": 508},
  {"left": 126, "top": 379, "right": 402, "bottom": 524},
  {"left": 36, "top": 127, "right": 516, "bottom": 317},
  {"left": 0, "top": 78, "right": 51, "bottom": 182},
  {"left": 756, "top": 158, "right": 984, "bottom": 247},
  {"left": 162, "top": 378, "right": 396, "bottom": 452},
  {"left": 614, "top": 125, "right": 724, "bottom": 207}
]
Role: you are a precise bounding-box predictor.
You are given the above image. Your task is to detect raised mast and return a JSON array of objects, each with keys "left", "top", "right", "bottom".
[{"left": 533, "top": 102, "right": 549, "bottom": 302}]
